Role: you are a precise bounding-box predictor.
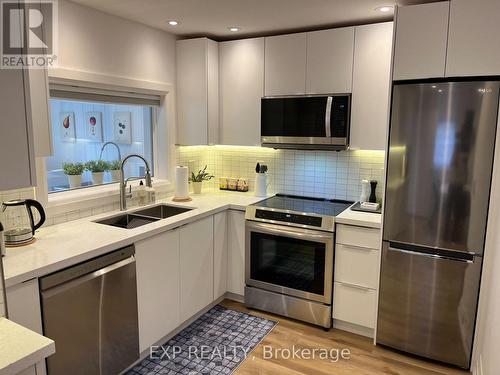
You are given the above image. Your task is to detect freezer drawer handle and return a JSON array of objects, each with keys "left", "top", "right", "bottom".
[{"left": 388, "top": 246, "right": 474, "bottom": 264}]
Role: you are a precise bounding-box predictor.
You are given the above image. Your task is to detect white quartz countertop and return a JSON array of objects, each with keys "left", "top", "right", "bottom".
[
  {"left": 0, "top": 318, "right": 55, "bottom": 375},
  {"left": 3, "top": 192, "right": 382, "bottom": 288},
  {"left": 3, "top": 191, "right": 268, "bottom": 288},
  {"left": 335, "top": 203, "right": 382, "bottom": 229}
]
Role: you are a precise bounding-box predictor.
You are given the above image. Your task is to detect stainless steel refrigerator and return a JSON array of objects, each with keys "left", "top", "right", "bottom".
[{"left": 377, "top": 80, "right": 499, "bottom": 369}]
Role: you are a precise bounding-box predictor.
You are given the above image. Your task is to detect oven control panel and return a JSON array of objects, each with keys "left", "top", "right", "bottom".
[{"left": 255, "top": 209, "right": 322, "bottom": 227}]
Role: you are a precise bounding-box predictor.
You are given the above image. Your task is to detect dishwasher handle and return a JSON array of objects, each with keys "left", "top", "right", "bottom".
[
  {"left": 40, "top": 245, "right": 135, "bottom": 291},
  {"left": 41, "top": 256, "right": 135, "bottom": 298}
]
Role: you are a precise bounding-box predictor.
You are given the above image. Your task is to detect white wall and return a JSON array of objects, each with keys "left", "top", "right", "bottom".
[
  {"left": 472, "top": 106, "right": 500, "bottom": 375},
  {"left": 56, "top": 0, "right": 176, "bottom": 85},
  {"left": 0, "top": 0, "right": 178, "bottom": 228}
]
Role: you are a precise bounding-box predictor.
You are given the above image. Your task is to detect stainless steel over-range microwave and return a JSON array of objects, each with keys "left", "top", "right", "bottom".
[{"left": 261, "top": 94, "right": 351, "bottom": 150}]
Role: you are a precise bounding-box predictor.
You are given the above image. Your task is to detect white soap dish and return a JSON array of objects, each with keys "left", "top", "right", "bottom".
[{"left": 360, "top": 202, "right": 380, "bottom": 211}]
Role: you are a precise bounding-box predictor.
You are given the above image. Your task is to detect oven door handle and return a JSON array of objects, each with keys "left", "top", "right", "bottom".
[{"left": 247, "top": 222, "right": 333, "bottom": 242}]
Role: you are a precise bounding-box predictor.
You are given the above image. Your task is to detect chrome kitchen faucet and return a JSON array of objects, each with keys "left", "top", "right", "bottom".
[{"left": 120, "top": 154, "right": 152, "bottom": 211}]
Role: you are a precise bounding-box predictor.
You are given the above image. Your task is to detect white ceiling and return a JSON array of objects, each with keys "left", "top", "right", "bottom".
[{"left": 70, "top": 0, "right": 441, "bottom": 40}]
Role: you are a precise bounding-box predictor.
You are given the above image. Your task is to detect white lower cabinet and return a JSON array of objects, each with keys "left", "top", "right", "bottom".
[
  {"left": 213, "top": 211, "right": 228, "bottom": 299},
  {"left": 16, "top": 366, "right": 37, "bottom": 375},
  {"left": 6, "top": 279, "right": 47, "bottom": 375},
  {"left": 334, "top": 244, "right": 379, "bottom": 289},
  {"left": 336, "top": 224, "right": 381, "bottom": 249},
  {"left": 135, "top": 229, "right": 181, "bottom": 352},
  {"left": 333, "top": 224, "right": 381, "bottom": 336},
  {"left": 227, "top": 210, "right": 246, "bottom": 296},
  {"left": 333, "top": 282, "right": 377, "bottom": 329},
  {"left": 180, "top": 216, "right": 214, "bottom": 322}
]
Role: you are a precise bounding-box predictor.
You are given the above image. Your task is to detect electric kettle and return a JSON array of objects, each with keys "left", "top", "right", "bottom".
[{"left": 1, "top": 199, "right": 46, "bottom": 246}]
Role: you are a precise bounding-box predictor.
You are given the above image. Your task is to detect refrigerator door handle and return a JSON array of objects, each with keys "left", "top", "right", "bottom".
[{"left": 387, "top": 245, "right": 474, "bottom": 264}]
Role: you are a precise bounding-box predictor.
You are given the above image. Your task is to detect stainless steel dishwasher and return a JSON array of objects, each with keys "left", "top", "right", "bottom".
[{"left": 40, "top": 246, "right": 139, "bottom": 375}]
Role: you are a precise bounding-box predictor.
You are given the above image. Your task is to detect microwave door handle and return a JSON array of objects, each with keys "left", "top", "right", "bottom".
[{"left": 325, "top": 96, "right": 333, "bottom": 137}]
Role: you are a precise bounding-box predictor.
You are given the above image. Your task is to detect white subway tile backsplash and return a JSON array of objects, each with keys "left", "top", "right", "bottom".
[
  {"left": 0, "top": 146, "right": 385, "bottom": 232},
  {"left": 0, "top": 187, "right": 36, "bottom": 231},
  {"left": 176, "top": 146, "right": 385, "bottom": 202}
]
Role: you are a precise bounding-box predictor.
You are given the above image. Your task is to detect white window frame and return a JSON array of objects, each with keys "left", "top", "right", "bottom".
[{"left": 34, "top": 70, "right": 176, "bottom": 214}]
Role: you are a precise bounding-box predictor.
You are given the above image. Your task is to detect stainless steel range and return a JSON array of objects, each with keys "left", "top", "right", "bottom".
[{"left": 245, "top": 195, "right": 352, "bottom": 328}]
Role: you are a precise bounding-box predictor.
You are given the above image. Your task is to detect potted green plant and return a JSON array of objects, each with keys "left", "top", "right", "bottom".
[
  {"left": 63, "top": 162, "right": 85, "bottom": 188},
  {"left": 86, "top": 160, "right": 109, "bottom": 185},
  {"left": 189, "top": 165, "right": 214, "bottom": 194},
  {"left": 107, "top": 160, "right": 122, "bottom": 182}
]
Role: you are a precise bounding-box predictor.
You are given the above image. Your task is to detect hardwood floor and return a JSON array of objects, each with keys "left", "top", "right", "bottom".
[{"left": 221, "top": 300, "right": 471, "bottom": 375}]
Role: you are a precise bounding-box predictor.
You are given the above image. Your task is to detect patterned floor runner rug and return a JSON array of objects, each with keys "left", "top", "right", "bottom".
[{"left": 128, "top": 305, "right": 277, "bottom": 375}]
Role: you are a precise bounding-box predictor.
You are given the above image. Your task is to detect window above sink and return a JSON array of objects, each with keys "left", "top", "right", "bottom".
[{"left": 46, "top": 91, "right": 158, "bottom": 194}]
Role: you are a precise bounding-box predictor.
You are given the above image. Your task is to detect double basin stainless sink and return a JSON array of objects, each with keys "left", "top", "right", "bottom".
[{"left": 95, "top": 204, "right": 193, "bottom": 229}]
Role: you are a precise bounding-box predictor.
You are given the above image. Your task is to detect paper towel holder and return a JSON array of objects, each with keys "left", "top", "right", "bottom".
[
  {"left": 172, "top": 196, "right": 192, "bottom": 202},
  {"left": 173, "top": 165, "right": 192, "bottom": 202}
]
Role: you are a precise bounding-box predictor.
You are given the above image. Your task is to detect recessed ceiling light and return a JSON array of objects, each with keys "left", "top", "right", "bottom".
[
  {"left": 228, "top": 27, "right": 240, "bottom": 32},
  {"left": 376, "top": 6, "right": 393, "bottom": 12},
  {"left": 168, "top": 20, "right": 179, "bottom": 26},
  {"left": 431, "top": 85, "right": 437, "bottom": 88}
]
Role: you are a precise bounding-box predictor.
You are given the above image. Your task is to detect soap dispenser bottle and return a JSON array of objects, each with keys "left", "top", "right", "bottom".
[
  {"left": 146, "top": 184, "right": 156, "bottom": 204},
  {"left": 138, "top": 180, "right": 147, "bottom": 206}
]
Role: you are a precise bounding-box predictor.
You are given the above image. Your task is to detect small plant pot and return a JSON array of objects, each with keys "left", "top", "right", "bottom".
[
  {"left": 109, "top": 170, "right": 121, "bottom": 182},
  {"left": 192, "top": 182, "right": 203, "bottom": 194},
  {"left": 67, "top": 174, "right": 82, "bottom": 189},
  {"left": 91, "top": 172, "right": 105, "bottom": 185}
]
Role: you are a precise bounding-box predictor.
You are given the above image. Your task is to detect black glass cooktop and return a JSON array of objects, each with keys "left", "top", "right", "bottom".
[{"left": 253, "top": 194, "right": 353, "bottom": 217}]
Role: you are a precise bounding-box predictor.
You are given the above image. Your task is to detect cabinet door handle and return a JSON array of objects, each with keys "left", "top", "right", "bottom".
[{"left": 339, "top": 282, "right": 372, "bottom": 291}]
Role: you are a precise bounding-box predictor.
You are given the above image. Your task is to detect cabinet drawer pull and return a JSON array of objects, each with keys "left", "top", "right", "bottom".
[
  {"left": 340, "top": 244, "right": 377, "bottom": 252},
  {"left": 339, "top": 282, "right": 372, "bottom": 291}
]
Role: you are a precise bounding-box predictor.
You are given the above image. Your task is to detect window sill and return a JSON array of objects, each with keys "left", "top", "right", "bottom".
[{"left": 47, "top": 178, "right": 173, "bottom": 216}]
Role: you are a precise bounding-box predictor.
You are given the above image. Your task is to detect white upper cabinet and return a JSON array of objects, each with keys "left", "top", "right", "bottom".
[
  {"left": 0, "top": 68, "right": 36, "bottom": 191},
  {"left": 29, "top": 69, "right": 52, "bottom": 157},
  {"left": 392, "top": 2, "right": 449, "bottom": 80},
  {"left": 350, "top": 22, "right": 393, "bottom": 151},
  {"left": 176, "top": 38, "right": 219, "bottom": 145},
  {"left": 219, "top": 38, "right": 264, "bottom": 146},
  {"left": 306, "top": 27, "right": 354, "bottom": 94},
  {"left": 264, "top": 33, "right": 307, "bottom": 96},
  {"left": 446, "top": 0, "right": 500, "bottom": 77},
  {"left": 29, "top": 0, "right": 52, "bottom": 157}
]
